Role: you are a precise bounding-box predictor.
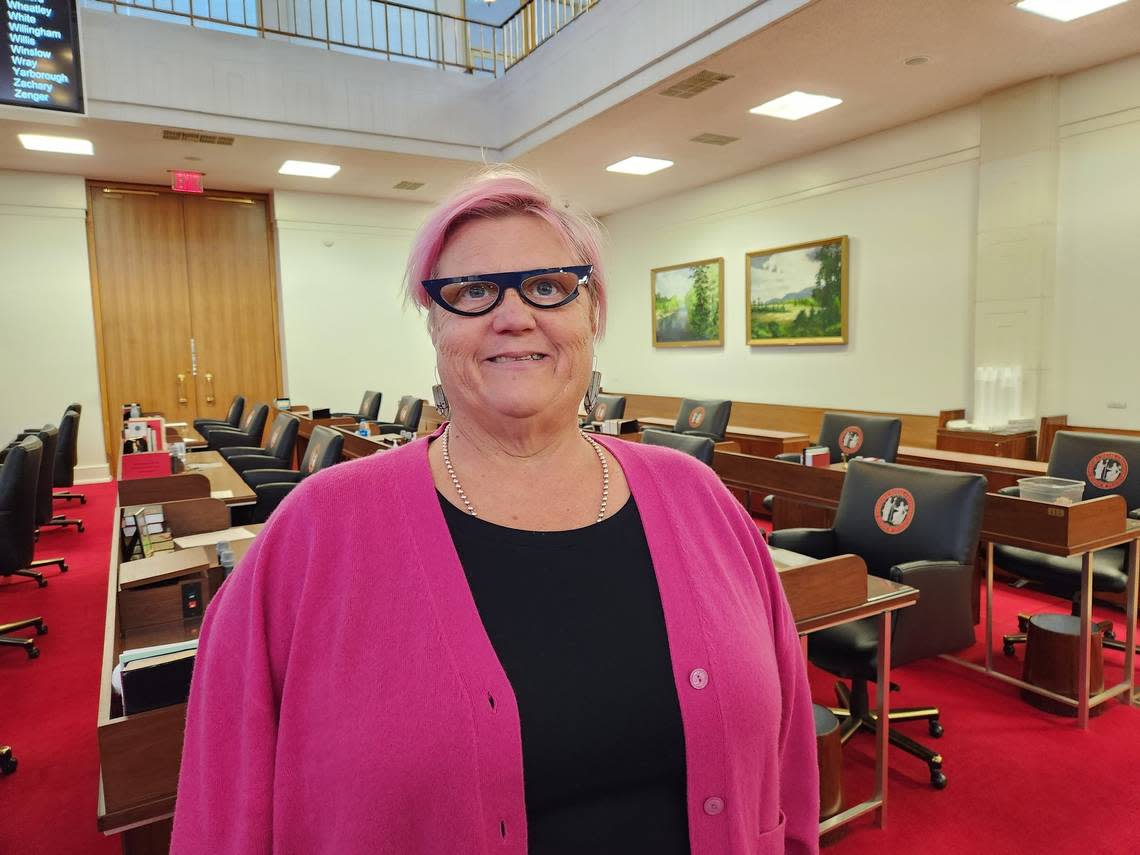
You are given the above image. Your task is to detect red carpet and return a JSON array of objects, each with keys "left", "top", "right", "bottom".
[
  {"left": 1, "top": 481, "right": 121, "bottom": 855},
  {"left": 1, "top": 496, "right": 1136, "bottom": 854}
]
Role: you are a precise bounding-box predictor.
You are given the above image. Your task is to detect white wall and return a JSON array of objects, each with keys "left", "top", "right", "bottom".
[
  {"left": 0, "top": 171, "right": 110, "bottom": 481},
  {"left": 1055, "top": 55, "right": 1140, "bottom": 427},
  {"left": 272, "top": 191, "right": 438, "bottom": 420},
  {"left": 598, "top": 109, "right": 980, "bottom": 416}
]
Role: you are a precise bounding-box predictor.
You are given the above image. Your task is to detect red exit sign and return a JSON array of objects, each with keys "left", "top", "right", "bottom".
[{"left": 171, "top": 171, "right": 205, "bottom": 193}]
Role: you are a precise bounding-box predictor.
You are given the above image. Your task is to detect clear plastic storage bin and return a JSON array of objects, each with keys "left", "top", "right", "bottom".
[{"left": 1018, "top": 476, "right": 1085, "bottom": 505}]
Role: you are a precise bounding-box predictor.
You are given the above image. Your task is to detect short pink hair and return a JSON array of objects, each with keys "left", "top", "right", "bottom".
[{"left": 404, "top": 166, "right": 607, "bottom": 336}]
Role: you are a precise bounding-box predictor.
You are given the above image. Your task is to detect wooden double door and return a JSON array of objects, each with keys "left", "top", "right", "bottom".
[{"left": 88, "top": 183, "right": 281, "bottom": 458}]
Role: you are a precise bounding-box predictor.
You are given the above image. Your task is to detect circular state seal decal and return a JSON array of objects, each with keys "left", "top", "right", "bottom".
[
  {"left": 875, "top": 487, "right": 916, "bottom": 535},
  {"left": 839, "top": 425, "right": 865, "bottom": 454},
  {"left": 688, "top": 407, "right": 706, "bottom": 429},
  {"left": 1087, "top": 452, "right": 1128, "bottom": 490}
]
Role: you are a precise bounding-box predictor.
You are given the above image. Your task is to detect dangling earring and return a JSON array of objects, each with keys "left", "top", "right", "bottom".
[
  {"left": 432, "top": 370, "right": 450, "bottom": 418},
  {"left": 583, "top": 356, "right": 602, "bottom": 415}
]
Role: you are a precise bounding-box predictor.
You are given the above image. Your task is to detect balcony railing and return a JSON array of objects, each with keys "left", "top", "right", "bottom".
[{"left": 85, "top": 0, "right": 600, "bottom": 77}]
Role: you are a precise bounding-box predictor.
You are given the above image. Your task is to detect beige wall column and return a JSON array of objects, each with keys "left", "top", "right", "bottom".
[{"left": 973, "top": 77, "right": 1060, "bottom": 421}]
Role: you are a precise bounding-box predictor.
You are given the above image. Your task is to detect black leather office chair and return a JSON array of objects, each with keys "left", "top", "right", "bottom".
[
  {"left": 219, "top": 413, "right": 300, "bottom": 476},
  {"left": 640, "top": 430, "right": 715, "bottom": 466},
  {"left": 193, "top": 395, "right": 245, "bottom": 435},
  {"left": 0, "top": 437, "right": 68, "bottom": 588},
  {"left": 996, "top": 431, "right": 1140, "bottom": 655},
  {"left": 332, "top": 390, "right": 382, "bottom": 422},
  {"left": 239, "top": 426, "right": 344, "bottom": 523},
  {"left": 52, "top": 407, "right": 85, "bottom": 505},
  {"left": 583, "top": 394, "right": 626, "bottom": 424},
  {"left": 764, "top": 412, "right": 903, "bottom": 511},
  {"left": 17, "top": 425, "right": 83, "bottom": 534},
  {"left": 201, "top": 403, "right": 269, "bottom": 451},
  {"left": 367, "top": 396, "right": 423, "bottom": 435},
  {"left": 644, "top": 398, "right": 732, "bottom": 443},
  {"left": 769, "top": 460, "right": 986, "bottom": 788}
]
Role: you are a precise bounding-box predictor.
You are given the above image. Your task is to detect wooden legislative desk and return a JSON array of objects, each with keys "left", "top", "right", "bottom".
[
  {"left": 944, "top": 495, "right": 1139, "bottom": 728},
  {"left": 97, "top": 489, "right": 263, "bottom": 855},
  {"left": 935, "top": 426, "right": 1037, "bottom": 460},
  {"left": 636, "top": 416, "right": 810, "bottom": 458},
  {"left": 610, "top": 390, "right": 956, "bottom": 450},
  {"left": 769, "top": 549, "right": 918, "bottom": 833},
  {"left": 117, "top": 452, "right": 255, "bottom": 508}
]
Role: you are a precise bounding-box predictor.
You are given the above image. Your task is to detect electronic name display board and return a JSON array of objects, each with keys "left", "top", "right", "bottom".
[{"left": 0, "top": 0, "right": 84, "bottom": 113}]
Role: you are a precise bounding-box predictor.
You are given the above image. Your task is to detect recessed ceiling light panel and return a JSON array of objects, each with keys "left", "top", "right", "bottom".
[
  {"left": 279, "top": 160, "right": 341, "bottom": 178},
  {"left": 749, "top": 91, "right": 843, "bottom": 121},
  {"left": 605, "top": 156, "right": 674, "bottom": 176},
  {"left": 18, "top": 134, "right": 94, "bottom": 155},
  {"left": 1015, "top": 0, "right": 1129, "bottom": 22}
]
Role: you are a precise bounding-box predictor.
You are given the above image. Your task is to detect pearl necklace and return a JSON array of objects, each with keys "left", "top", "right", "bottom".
[{"left": 441, "top": 424, "right": 610, "bottom": 523}]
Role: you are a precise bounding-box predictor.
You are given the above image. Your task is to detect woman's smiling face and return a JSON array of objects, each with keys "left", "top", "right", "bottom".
[{"left": 430, "top": 213, "right": 596, "bottom": 425}]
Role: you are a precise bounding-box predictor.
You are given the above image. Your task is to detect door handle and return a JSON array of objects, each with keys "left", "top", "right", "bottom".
[
  {"left": 177, "top": 373, "right": 189, "bottom": 405},
  {"left": 205, "top": 372, "right": 216, "bottom": 405}
]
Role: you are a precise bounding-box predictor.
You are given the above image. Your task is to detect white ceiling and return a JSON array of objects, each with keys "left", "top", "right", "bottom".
[{"left": 2, "top": 0, "right": 1140, "bottom": 215}]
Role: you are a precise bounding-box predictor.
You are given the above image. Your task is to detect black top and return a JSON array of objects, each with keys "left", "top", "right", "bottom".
[{"left": 439, "top": 492, "right": 691, "bottom": 855}]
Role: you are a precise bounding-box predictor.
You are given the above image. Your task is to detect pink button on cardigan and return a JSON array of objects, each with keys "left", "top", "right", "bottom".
[{"left": 170, "top": 431, "right": 819, "bottom": 854}]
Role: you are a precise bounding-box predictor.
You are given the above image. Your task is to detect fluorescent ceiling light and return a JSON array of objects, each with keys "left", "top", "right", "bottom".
[
  {"left": 279, "top": 160, "right": 341, "bottom": 178},
  {"left": 1014, "top": 0, "right": 1129, "bottom": 21},
  {"left": 18, "top": 134, "right": 94, "bottom": 155},
  {"left": 749, "top": 91, "right": 843, "bottom": 121},
  {"left": 605, "top": 156, "right": 674, "bottom": 175}
]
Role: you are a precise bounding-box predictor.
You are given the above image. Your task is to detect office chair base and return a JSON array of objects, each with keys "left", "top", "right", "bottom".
[
  {"left": 831, "top": 680, "right": 947, "bottom": 789},
  {"left": 0, "top": 616, "right": 46, "bottom": 659},
  {"left": 8, "top": 568, "right": 47, "bottom": 587},
  {"left": 0, "top": 746, "right": 16, "bottom": 775},
  {"left": 53, "top": 490, "right": 86, "bottom": 505},
  {"left": 29, "top": 557, "right": 67, "bottom": 575},
  {"left": 41, "top": 515, "right": 84, "bottom": 533}
]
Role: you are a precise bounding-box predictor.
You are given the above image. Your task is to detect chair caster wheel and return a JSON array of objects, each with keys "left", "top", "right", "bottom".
[
  {"left": 931, "top": 770, "right": 947, "bottom": 789},
  {"left": 80, "top": 496, "right": 87, "bottom": 505},
  {"left": 928, "top": 720, "right": 944, "bottom": 738},
  {"left": 37, "top": 578, "right": 47, "bottom": 588},
  {"left": 1003, "top": 643, "right": 1016, "bottom": 657},
  {"left": 60, "top": 563, "right": 69, "bottom": 573},
  {"left": 28, "top": 646, "right": 39, "bottom": 660},
  {"left": 0, "top": 749, "right": 17, "bottom": 775},
  {"left": 1017, "top": 616, "right": 1030, "bottom": 632},
  {"left": 78, "top": 523, "right": 85, "bottom": 533},
  {"left": 1104, "top": 627, "right": 1117, "bottom": 641},
  {"left": 38, "top": 624, "right": 48, "bottom": 635}
]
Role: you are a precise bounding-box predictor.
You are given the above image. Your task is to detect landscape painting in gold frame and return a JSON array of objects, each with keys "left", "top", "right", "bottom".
[
  {"left": 746, "top": 236, "right": 849, "bottom": 346},
  {"left": 651, "top": 257, "right": 725, "bottom": 348}
]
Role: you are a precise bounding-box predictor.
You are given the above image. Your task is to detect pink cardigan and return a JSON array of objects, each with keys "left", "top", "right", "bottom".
[{"left": 170, "top": 432, "right": 819, "bottom": 855}]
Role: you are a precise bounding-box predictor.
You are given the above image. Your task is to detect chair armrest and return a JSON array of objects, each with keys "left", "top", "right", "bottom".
[
  {"left": 226, "top": 454, "right": 286, "bottom": 475},
  {"left": 207, "top": 429, "right": 256, "bottom": 450},
  {"left": 888, "top": 560, "right": 975, "bottom": 662},
  {"left": 774, "top": 452, "right": 801, "bottom": 463},
  {"left": 680, "top": 430, "right": 721, "bottom": 441},
  {"left": 997, "top": 485, "right": 1020, "bottom": 497},
  {"left": 244, "top": 469, "right": 303, "bottom": 488},
  {"left": 766, "top": 527, "right": 836, "bottom": 559},
  {"left": 252, "top": 482, "right": 299, "bottom": 521},
  {"left": 329, "top": 412, "right": 364, "bottom": 420},
  {"left": 219, "top": 445, "right": 266, "bottom": 460},
  {"left": 1129, "top": 508, "right": 1140, "bottom": 521},
  {"left": 376, "top": 424, "right": 405, "bottom": 434}
]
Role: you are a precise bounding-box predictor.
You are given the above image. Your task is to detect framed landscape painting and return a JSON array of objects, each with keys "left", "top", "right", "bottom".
[
  {"left": 651, "top": 257, "right": 725, "bottom": 348},
  {"left": 746, "top": 236, "right": 849, "bottom": 346}
]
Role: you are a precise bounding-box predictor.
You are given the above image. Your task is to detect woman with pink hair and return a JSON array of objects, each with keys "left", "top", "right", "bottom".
[{"left": 171, "top": 167, "right": 818, "bottom": 855}]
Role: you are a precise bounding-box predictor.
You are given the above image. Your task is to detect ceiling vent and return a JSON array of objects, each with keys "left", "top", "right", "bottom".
[
  {"left": 393, "top": 180, "right": 425, "bottom": 190},
  {"left": 162, "top": 129, "right": 235, "bottom": 146},
  {"left": 660, "top": 70, "right": 733, "bottom": 99},
  {"left": 690, "top": 132, "right": 740, "bottom": 146}
]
